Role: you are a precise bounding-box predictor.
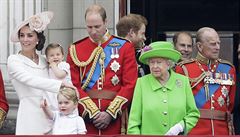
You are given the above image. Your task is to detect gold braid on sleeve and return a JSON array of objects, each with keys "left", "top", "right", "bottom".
[
  {"left": 106, "top": 96, "right": 128, "bottom": 119},
  {"left": 0, "top": 108, "right": 7, "bottom": 128},
  {"left": 79, "top": 97, "right": 100, "bottom": 118}
]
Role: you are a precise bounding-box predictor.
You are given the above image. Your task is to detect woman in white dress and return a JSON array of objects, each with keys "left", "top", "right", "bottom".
[{"left": 7, "top": 11, "right": 74, "bottom": 135}]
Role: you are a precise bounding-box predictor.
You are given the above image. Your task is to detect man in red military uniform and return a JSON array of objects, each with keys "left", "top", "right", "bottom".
[
  {"left": 116, "top": 14, "right": 150, "bottom": 77},
  {"left": 175, "top": 27, "right": 236, "bottom": 135},
  {"left": 0, "top": 69, "right": 9, "bottom": 128},
  {"left": 67, "top": 4, "right": 138, "bottom": 135}
]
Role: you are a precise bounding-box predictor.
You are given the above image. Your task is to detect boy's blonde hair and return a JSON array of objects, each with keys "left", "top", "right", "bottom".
[{"left": 57, "top": 87, "right": 78, "bottom": 104}]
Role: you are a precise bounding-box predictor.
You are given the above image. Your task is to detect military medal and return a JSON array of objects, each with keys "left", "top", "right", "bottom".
[
  {"left": 221, "top": 86, "right": 228, "bottom": 97},
  {"left": 110, "top": 60, "right": 120, "bottom": 73},
  {"left": 204, "top": 71, "right": 211, "bottom": 84},
  {"left": 208, "top": 72, "right": 215, "bottom": 84},
  {"left": 111, "top": 48, "right": 115, "bottom": 59},
  {"left": 214, "top": 72, "right": 221, "bottom": 84},
  {"left": 228, "top": 74, "right": 233, "bottom": 85},
  {"left": 220, "top": 73, "right": 232, "bottom": 85},
  {"left": 224, "top": 74, "right": 233, "bottom": 85},
  {"left": 111, "top": 74, "right": 119, "bottom": 86},
  {"left": 111, "top": 48, "right": 119, "bottom": 59},
  {"left": 204, "top": 76, "right": 210, "bottom": 84},
  {"left": 115, "top": 48, "right": 119, "bottom": 58},
  {"left": 221, "top": 73, "right": 227, "bottom": 85},
  {"left": 217, "top": 95, "right": 225, "bottom": 107}
]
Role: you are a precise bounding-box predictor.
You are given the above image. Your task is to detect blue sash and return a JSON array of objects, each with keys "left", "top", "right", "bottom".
[
  {"left": 82, "top": 38, "right": 126, "bottom": 91},
  {"left": 195, "top": 63, "right": 231, "bottom": 108}
]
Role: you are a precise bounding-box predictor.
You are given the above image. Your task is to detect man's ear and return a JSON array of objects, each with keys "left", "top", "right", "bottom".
[
  {"left": 129, "top": 28, "right": 135, "bottom": 37},
  {"left": 103, "top": 19, "right": 108, "bottom": 27},
  {"left": 196, "top": 42, "right": 202, "bottom": 52}
]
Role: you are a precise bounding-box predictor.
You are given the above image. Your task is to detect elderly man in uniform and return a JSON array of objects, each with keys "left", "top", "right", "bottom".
[
  {"left": 175, "top": 27, "right": 236, "bottom": 135},
  {"left": 67, "top": 4, "right": 138, "bottom": 135}
]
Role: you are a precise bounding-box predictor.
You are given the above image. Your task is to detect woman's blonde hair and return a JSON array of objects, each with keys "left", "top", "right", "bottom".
[{"left": 57, "top": 87, "right": 78, "bottom": 104}]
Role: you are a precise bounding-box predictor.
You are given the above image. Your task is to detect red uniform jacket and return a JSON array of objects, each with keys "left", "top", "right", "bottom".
[
  {"left": 0, "top": 70, "right": 9, "bottom": 128},
  {"left": 67, "top": 35, "right": 138, "bottom": 135},
  {"left": 175, "top": 54, "right": 236, "bottom": 135}
]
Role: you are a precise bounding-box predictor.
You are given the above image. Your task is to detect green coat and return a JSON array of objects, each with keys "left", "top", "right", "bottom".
[{"left": 127, "top": 70, "right": 199, "bottom": 135}]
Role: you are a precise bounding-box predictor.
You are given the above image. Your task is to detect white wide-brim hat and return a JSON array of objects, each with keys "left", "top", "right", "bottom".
[{"left": 10, "top": 11, "right": 54, "bottom": 43}]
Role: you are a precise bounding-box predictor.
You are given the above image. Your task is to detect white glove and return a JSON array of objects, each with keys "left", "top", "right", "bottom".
[{"left": 165, "top": 123, "right": 184, "bottom": 135}]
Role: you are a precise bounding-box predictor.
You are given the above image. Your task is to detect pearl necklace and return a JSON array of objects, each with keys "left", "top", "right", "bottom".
[{"left": 20, "top": 51, "right": 39, "bottom": 63}]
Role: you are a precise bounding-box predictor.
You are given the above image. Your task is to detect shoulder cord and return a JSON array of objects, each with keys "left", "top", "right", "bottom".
[
  {"left": 70, "top": 44, "right": 100, "bottom": 67},
  {"left": 69, "top": 45, "right": 104, "bottom": 90},
  {"left": 181, "top": 64, "right": 206, "bottom": 89}
]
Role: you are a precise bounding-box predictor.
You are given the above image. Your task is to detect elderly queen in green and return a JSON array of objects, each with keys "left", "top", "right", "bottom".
[{"left": 127, "top": 41, "right": 200, "bottom": 135}]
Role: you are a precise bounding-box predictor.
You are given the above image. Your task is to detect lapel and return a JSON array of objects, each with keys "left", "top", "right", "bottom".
[{"left": 17, "top": 53, "right": 48, "bottom": 69}]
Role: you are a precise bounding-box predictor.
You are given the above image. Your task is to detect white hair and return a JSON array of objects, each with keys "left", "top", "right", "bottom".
[
  {"left": 146, "top": 58, "right": 176, "bottom": 69},
  {"left": 167, "top": 59, "right": 176, "bottom": 69}
]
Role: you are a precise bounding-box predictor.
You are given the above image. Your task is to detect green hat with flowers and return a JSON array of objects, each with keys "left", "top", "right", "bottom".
[{"left": 139, "top": 41, "right": 181, "bottom": 64}]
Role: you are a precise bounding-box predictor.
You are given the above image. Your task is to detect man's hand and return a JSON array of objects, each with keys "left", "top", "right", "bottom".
[{"left": 92, "top": 111, "right": 112, "bottom": 129}]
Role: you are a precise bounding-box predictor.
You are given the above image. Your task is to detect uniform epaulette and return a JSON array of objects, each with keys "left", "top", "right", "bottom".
[
  {"left": 218, "top": 59, "right": 234, "bottom": 68},
  {"left": 176, "top": 58, "right": 196, "bottom": 66},
  {"left": 73, "top": 36, "right": 88, "bottom": 45},
  {"left": 112, "top": 35, "right": 130, "bottom": 42}
]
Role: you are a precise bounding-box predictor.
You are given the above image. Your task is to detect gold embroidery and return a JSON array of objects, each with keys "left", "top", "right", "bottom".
[
  {"left": 0, "top": 108, "right": 7, "bottom": 128},
  {"left": 79, "top": 97, "right": 100, "bottom": 119},
  {"left": 109, "top": 42, "right": 120, "bottom": 47},
  {"left": 106, "top": 96, "right": 128, "bottom": 119}
]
